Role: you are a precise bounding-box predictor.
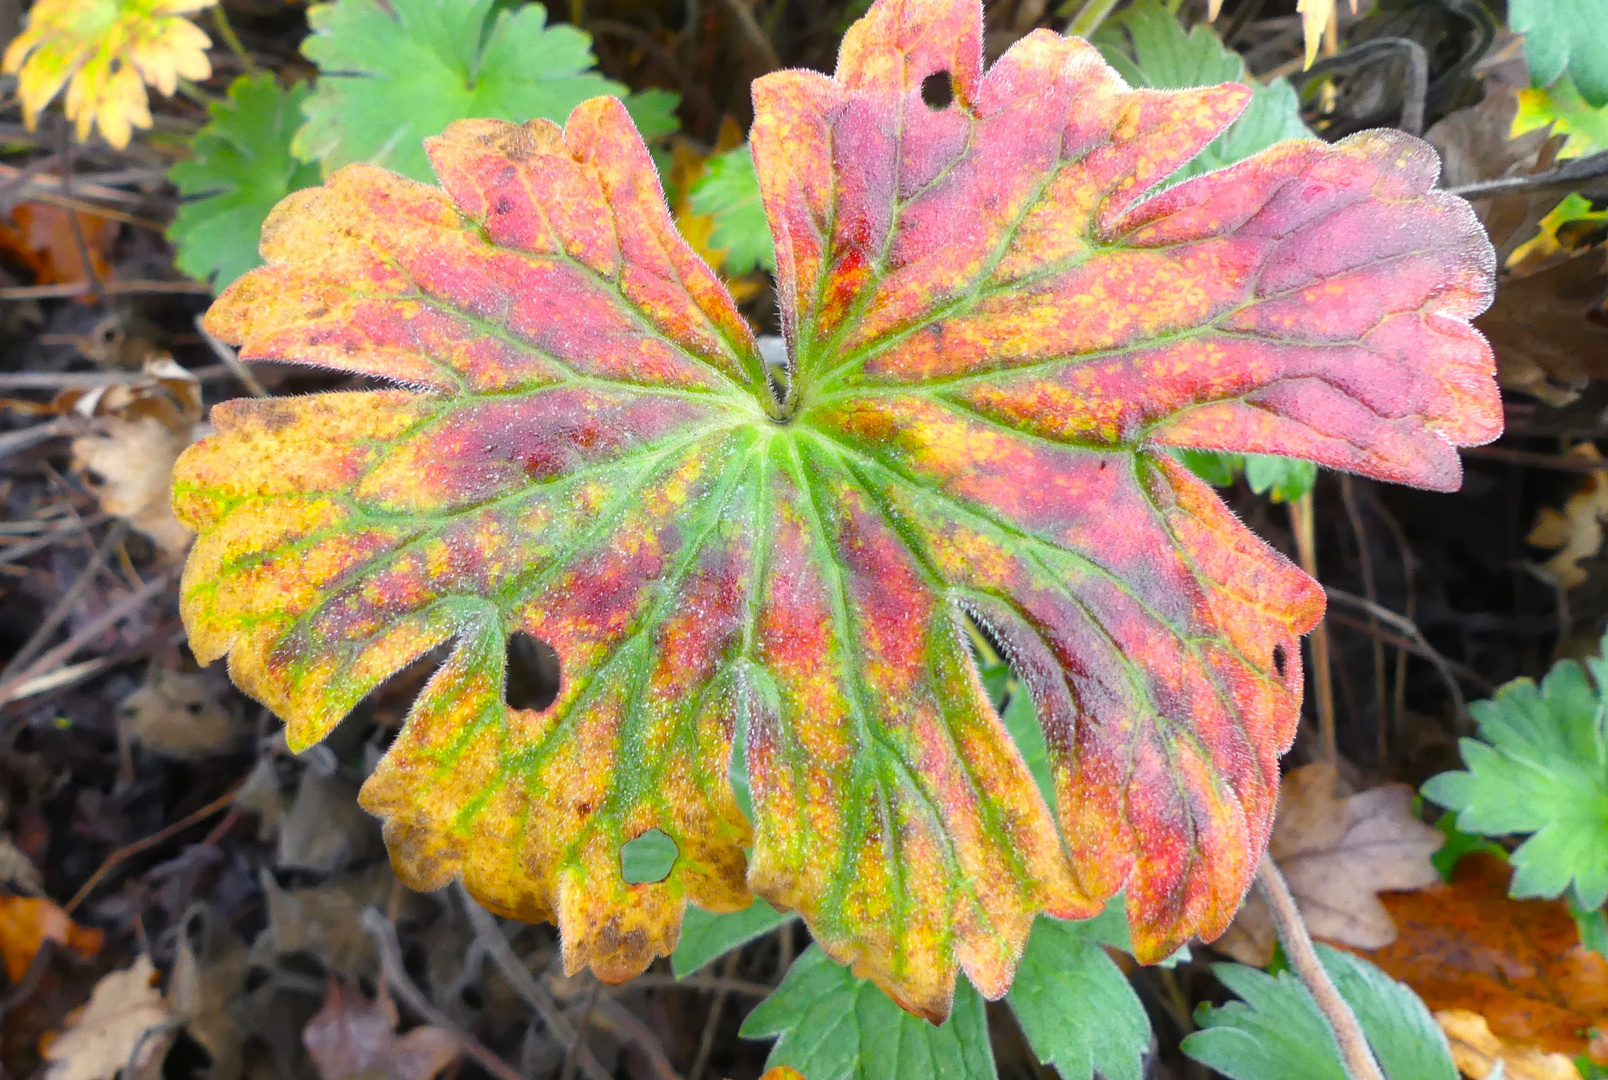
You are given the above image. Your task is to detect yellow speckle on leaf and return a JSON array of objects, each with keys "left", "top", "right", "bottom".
[{"left": 2, "top": 0, "right": 215, "bottom": 149}]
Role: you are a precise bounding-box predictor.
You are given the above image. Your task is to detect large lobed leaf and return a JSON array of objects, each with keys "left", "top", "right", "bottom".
[{"left": 174, "top": 0, "right": 1500, "bottom": 1022}]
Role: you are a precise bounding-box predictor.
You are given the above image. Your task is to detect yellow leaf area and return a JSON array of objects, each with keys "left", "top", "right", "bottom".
[
  {"left": 1509, "top": 79, "right": 1608, "bottom": 269},
  {"left": 1207, "top": 0, "right": 1355, "bottom": 68},
  {"left": 2, "top": 0, "right": 215, "bottom": 149}
]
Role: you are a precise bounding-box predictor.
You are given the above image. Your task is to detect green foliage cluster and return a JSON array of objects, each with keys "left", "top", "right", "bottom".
[
  {"left": 1423, "top": 636, "right": 1608, "bottom": 922},
  {"left": 166, "top": 0, "right": 679, "bottom": 289}
]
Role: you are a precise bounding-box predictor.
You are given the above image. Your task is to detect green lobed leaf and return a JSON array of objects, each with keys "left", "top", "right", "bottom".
[
  {"left": 1422, "top": 638, "right": 1608, "bottom": 910},
  {"left": 672, "top": 898, "right": 794, "bottom": 977},
  {"left": 1182, "top": 946, "right": 1457, "bottom": 1080},
  {"left": 1007, "top": 916, "right": 1150, "bottom": 1080},
  {"left": 294, "top": 0, "right": 678, "bottom": 184},
  {"left": 167, "top": 74, "right": 323, "bottom": 290},
  {"left": 1509, "top": 0, "right": 1608, "bottom": 108},
  {"left": 689, "top": 145, "right": 776, "bottom": 276},
  {"left": 1096, "top": 0, "right": 1313, "bottom": 181},
  {"left": 740, "top": 945, "right": 996, "bottom": 1080}
]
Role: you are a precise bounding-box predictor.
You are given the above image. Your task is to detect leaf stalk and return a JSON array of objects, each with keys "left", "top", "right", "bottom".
[{"left": 1256, "top": 857, "right": 1386, "bottom": 1080}]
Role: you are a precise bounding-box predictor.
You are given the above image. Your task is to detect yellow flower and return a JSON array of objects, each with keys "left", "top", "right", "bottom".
[{"left": 2, "top": 0, "right": 216, "bottom": 149}]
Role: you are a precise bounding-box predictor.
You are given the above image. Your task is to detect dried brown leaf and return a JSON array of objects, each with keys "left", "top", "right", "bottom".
[
  {"left": 1218, "top": 763, "right": 1444, "bottom": 965},
  {"left": 1437, "top": 1009, "right": 1579, "bottom": 1080},
  {"left": 42, "top": 956, "right": 173, "bottom": 1080},
  {"left": 302, "top": 981, "right": 458, "bottom": 1080}
]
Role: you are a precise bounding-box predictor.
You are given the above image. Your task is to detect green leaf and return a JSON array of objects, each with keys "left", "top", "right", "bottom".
[
  {"left": 1096, "top": 0, "right": 1313, "bottom": 182},
  {"left": 1007, "top": 917, "right": 1150, "bottom": 1080},
  {"left": 1243, "top": 455, "right": 1317, "bottom": 504},
  {"left": 620, "top": 828, "right": 678, "bottom": 884},
  {"left": 1514, "top": 76, "right": 1608, "bottom": 160},
  {"left": 1422, "top": 640, "right": 1608, "bottom": 910},
  {"left": 673, "top": 898, "right": 794, "bottom": 977},
  {"left": 1509, "top": 0, "right": 1608, "bottom": 108},
  {"left": 167, "top": 74, "right": 323, "bottom": 290},
  {"left": 741, "top": 945, "right": 996, "bottom": 1080},
  {"left": 689, "top": 145, "right": 775, "bottom": 276},
  {"left": 1570, "top": 895, "right": 1608, "bottom": 959},
  {"left": 1429, "top": 811, "right": 1508, "bottom": 882},
  {"left": 294, "top": 0, "right": 678, "bottom": 184},
  {"left": 1178, "top": 451, "right": 1317, "bottom": 503},
  {"left": 1182, "top": 946, "right": 1456, "bottom": 1080}
]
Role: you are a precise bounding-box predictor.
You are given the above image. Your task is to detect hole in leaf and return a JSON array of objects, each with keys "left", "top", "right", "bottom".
[
  {"left": 620, "top": 828, "right": 678, "bottom": 884},
  {"left": 1272, "top": 643, "right": 1289, "bottom": 679},
  {"left": 504, "top": 631, "right": 560, "bottom": 711},
  {"left": 920, "top": 71, "right": 953, "bottom": 110}
]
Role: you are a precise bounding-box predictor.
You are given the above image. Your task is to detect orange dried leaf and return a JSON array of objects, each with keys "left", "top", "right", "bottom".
[
  {"left": 0, "top": 896, "right": 104, "bottom": 984},
  {"left": 1364, "top": 854, "right": 1608, "bottom": 1065},
  {"left": 174, "top": 0, "right": 1499, "bottom": 1020}
]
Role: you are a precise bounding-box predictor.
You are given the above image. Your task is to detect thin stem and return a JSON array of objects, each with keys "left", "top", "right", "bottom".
[
  {"left": 1289, "top": 492, "right": 1337, "bottom": 766},
  {"left": 209, "top": 6, "right": 257, "bottom": 73},
  {"left": 1256, "top": 859, "right": 1385, "bottom": 1080},
  {"left": 1063, "top": 0, "right": 1121, "bottom": 35}
]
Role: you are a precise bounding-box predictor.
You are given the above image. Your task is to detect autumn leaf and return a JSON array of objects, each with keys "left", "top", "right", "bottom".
[
  {"left": 1436, "top": 1009, "right": 1580, "bottom": 1080},
  {"left": 2, "top": 0, "right": 216, "bottom": 149},
  {"left": 1217, "top": 763, "right": 1443, "bottom": 965},
  {"left": 42, "top": 956, "right": 173, "bottom": 1080},
  {"left": 0, "top": 896, "right": 104, "bottom": 983},
  {"left": 0, "top": 202, "right": 118, "bottom": 290},
  {"left": 1362, "top": 854, "right": 1608, "bottom": 1066},
  {"left": 302, "top": 980, "right": 458, "bottom": 1080},
  {"left": 173, "top": 0, "right": 1500, "bottom": 1021}
]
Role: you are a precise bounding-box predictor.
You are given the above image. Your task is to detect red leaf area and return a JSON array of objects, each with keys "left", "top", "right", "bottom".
[{"left": 173, "top": 0, "right": 1499, "bottom": 1022}]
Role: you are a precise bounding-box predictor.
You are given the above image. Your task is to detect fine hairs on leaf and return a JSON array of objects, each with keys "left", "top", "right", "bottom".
[{"left": 173, "top": 0, "right": 1500, "bottom": 1023}]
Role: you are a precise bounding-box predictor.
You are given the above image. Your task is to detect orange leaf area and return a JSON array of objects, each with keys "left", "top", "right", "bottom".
[
  {"left": 0, "top": 201, "right": 116, "bottom": 289},
  {"left": 0, "top": 896, "right": 105, "bottom": 983},
  {"left": 1363, "top": 854, "right": 1608, "bottom": 1065}
]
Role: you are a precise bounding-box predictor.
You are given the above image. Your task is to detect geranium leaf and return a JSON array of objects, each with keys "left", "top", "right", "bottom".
[
  {"left": 168, "top": 74, "right": 323, "bottom": 290},
  {"left": 294, "top": 0, "right": 677, "bottom": 184},
  {"left": 672, "top": 897, "right": 793, "bottom": 977},
  {"left": 175, "top": 0, "right": 1500, "bottom": 1022},
  {"left": 1508, "top": 0, "right": 1608, "bottom": 109},
  {"left": 689, "top": 145, "right": 776, "bottom": 276},
  {"left": 1422, "top": 637, "right": 1608, "bottom": 911},
  {"left": 1182, "top": 946, "right": 1457, "bottom": 1080},
  {"left": 1007, "top": 916, "right": 1150, "bottom": 1080},
  {"left": 740, "top": 945, "right": 996, "bottom": 1080}
]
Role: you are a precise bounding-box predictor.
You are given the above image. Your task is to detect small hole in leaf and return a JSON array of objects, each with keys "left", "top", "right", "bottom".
[
  {"left": 621, "top": 829, "right": 678, "bottom": 884},
  {"left": 504, "top": 631, "right": 560, "bottom": 711},
  {"left": 921, "top": 71, "right": 953, "bottom": 110},
  {"left": 1272, "top": 643, "right": 1289, "bottom": 679}
]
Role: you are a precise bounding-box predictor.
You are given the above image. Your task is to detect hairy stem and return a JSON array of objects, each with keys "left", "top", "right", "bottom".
[{"left": 1257, "top": 858, "right": 1386, "bottom": 1080}]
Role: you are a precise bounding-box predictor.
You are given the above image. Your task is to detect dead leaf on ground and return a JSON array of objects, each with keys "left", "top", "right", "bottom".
[
  {"left": 0, "top": 202, "right": 117, "bottom": 292},
  {"left": 1363, "top": 854, "right": 1608, "bottom": 1065},
  {"left": 1217, "top": 763, "right": 1444, "bottom": 965},
  {"left": 41, "top": 956, "right": 174, "bottom": 1080},
  {"left": 0, "top": 896, "right": 104, "bottom": 983},
  {"left": 302, "top": 981, "right": 458, "bottom": 1080},
  {"left": 119, "top": 668, "right": 245, "bottom": 760},
  {"left": 254, "top": 864, "right": 401, "bottom": 981},
  {"left": 1427, "top": 83, "right": 1608, "bottom": 405},
  {"left": 1527, "top": 443, "right": 1608, "bottom": 588},
  {"left": 0, "top": 834, "right": 45, "bottom": 896},
  {"left": 169, "top": 913, "right": 247, "bottom": 1080},
  {"left": 57, "top": 358, "right": 205, "bottom": 556},
  {"left": 1437, "top": 1009, "right": 1579, "bottom": 1080},
  {"left": 275, "top": 768, "right": 382, "bottom": 874},
  {"left": 1477, "top": 250, "right": 1608, "bottom": 407}
]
